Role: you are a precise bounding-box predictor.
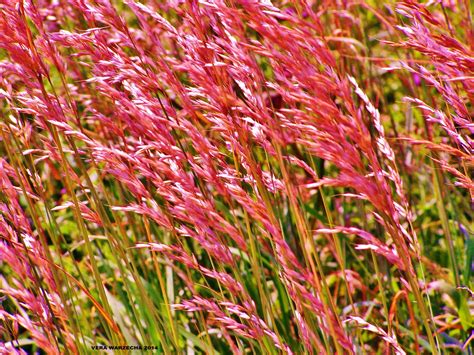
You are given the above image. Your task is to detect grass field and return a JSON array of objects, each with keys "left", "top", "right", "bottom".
[{"left": 0, "top": 0, "right": 472, "bottom": 353}]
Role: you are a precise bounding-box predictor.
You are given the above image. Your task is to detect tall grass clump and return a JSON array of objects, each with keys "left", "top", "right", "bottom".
[{"left": 0, "top": 0, "right": 472, "bottom": 353}]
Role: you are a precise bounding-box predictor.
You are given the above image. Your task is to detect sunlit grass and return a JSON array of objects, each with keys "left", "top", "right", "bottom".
[{"left": 0, "top": 0, "right": 472, "bottom": 354}]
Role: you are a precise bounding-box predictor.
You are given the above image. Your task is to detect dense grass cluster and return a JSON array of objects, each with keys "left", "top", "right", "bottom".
[{"left": 0, "top": 0, "right": 472, "bottom": 353}]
